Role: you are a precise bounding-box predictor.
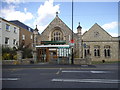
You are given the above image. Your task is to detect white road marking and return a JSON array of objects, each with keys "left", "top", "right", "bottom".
[
  {"left": 56, "top": 68, "right": 62, "bottom": 74},
  {"left": 51, "top": 79, "right": 120, "bottom": 83},
  {"left": 0, "top": 78, "right": 20, "bottom": 81},
  {"left": 62, "top": 71, "right": 90, "bottom": 73},
  {"left": 62, "top": 70, "right": 112, "bottom": 73},
  {"left": 90, "top": 71, "right": 111, "bottom": 73}
]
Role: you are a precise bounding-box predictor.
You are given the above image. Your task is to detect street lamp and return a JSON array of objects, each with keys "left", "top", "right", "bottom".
[{"left": 71, "top": 0, "right": 74, "bottom": 64}]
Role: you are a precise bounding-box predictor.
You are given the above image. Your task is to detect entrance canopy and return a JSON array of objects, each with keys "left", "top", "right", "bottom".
[
  {"left": 36, "top": 45, "right": 71, "bottom": 64},
  {"left": 36, "top": 45, "right": 70, "bottom": 48}
]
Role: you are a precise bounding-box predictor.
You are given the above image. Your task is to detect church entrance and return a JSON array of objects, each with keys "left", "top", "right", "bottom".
[{"left": 36, "top": 45, "right": 71, "bottom": 64}]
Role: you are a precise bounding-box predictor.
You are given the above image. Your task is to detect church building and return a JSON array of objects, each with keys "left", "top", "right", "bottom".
[{"left": 35, "top": 12, "right": 119, "bottom": 63}]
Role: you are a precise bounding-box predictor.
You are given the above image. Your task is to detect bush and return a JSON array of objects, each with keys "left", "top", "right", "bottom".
[
  {"left": 2, "top": 53, "right": 11, "bottom": 60},
  {"left": 2, "top": 47, "right": 17, "bottom": 60},
  {"left": 22, "top": 48, "right": 33, "bottom": 59},
  {"left": 13, "top": 55, "right": 17, "bottom": 60}
]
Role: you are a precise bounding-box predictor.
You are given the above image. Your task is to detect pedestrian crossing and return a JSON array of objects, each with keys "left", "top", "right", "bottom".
[{"left": 52, "top": 70, "right": 119, "bottom": 83}]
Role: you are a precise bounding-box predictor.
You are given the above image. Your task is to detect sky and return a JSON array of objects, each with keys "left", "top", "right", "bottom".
[{"left": 0, "top": 0, "right": 119, "bottom": 37}]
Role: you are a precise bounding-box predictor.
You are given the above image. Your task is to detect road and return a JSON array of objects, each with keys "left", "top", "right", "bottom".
[{"left": 2, "top": 63, "right": 120, "bottom": 89}]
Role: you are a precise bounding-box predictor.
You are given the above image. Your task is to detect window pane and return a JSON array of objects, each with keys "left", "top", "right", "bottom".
[
  {"left": 6, "top": 24, "right": 10, "bottom": 31},
  {"left": 5, "top": 37, "right": 9, "bottom": 44},
  {"left": 107, "top": 49, "right": 110, "bottom": 56},
  {"left": 104, "top": 49, "right": 107, "bottom": 57}
]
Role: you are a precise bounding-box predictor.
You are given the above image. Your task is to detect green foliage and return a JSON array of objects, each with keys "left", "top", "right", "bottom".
[
  {"left": 92, "top": 61, "right": 120, "bottom": 64},
  {"left": 2, "top": 53, "right": 10, "bottom": 60},
  {"left": 2, "top": 47, "right": 17, "bottom": 60},
  {"left": 22, "top": 48, "right": 33, "bottom": 59},
  {"left": 2, "top": 45, "right": 33, "bottom": 60},
  {"left": 17, "top": 45, "right": 33, "bottom": 59},
  {"left": 13, "top": 55, "right": 17, "bottom": 60}
]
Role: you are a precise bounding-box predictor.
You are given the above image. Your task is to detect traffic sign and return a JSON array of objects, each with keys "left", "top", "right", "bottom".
[{"left": 70, "top": 40, "right": 74, "bottom": 43}]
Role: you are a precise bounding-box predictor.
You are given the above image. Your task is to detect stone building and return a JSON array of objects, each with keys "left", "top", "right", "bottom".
[
  {"left": 82, "top": 23, "right": 119, "bottom": 61},
  {"left": 36, "top": 13, "right": 119, "bottom": 62}
]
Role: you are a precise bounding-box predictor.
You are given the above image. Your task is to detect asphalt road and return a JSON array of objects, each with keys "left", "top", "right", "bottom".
[{"left": 2, "top": 63, "right": 120, "bottom": 89}]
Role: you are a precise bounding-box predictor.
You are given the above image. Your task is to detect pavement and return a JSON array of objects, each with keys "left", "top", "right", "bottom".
[{"left": 2, "top": 63, "right": 120, "bottom": 89}]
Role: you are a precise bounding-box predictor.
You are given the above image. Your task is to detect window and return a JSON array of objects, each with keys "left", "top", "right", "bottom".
[
  {"left": 14, "top": 27, "right": 17, "bottom": 33},
  {"left": 5, "top": 37, "right": 9, "bottom": 45},
  {"left": 51, "top": 29, "right": 63, "bottom": 41},
  {"left": 84, "top": 45, "right": 90, "bottom": 57},
  {"left": 94, "top": 31, "right": 99, "bottom": 37},
  {"left": 13, "top": 39, "right": 16, "bottom": 45},
  {"left": 94, "top": 45, "right": 100, "bottom": 57},
  {"left": 6, "top": 24, "right": 10, "bottom": 31},
  {"left": 16, "top": 41, "right": 18, "bottom": 46},
  {"left": 28, "top": 28, "right": 31, "bottom": 31},
  {"left": 31, "top": 35, "right": 33, "bottom": 39},
  {"left": 104, "top": 45, "right": 110, "bottom": 57},
  {"left": 22, "top": 35, "right": 25, "bottom": 40}
]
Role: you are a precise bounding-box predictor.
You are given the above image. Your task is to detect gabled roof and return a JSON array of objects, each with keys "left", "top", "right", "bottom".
[
  {"left": 0, "top": 17, "right": 19, "bottom": 28},
  {"left": 83, "top": 23, "right": 112, "bottom": 37},
  {"left": 41, "top": 15, "right": 75, "bottom": 35},
  {"left": 9, "top": 20, "right": 33, "bottom": 32},
  {"left": 82, "top": 23, "right": 116, "bottom": 41}
]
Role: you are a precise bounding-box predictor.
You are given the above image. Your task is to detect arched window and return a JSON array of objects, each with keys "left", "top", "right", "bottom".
[
  {"left": 104, "top": 45, "right": 110, "bottom": 57},
  {"left": 84, "top": 45, "right": 90, "bottom": 57},
  {"left": 51, "top": 29, "right": 63, "bottom": 41},
  {"left": 94, "top": 45, "right": 100, "bottom": 57}
]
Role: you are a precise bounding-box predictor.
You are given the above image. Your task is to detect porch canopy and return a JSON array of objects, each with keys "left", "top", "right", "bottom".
[
  {"left": 36, "top": 45, "right": 71, "bottom": 64},
  {"left": 36, "top": 45, "right": 70, "bottom": 48}
]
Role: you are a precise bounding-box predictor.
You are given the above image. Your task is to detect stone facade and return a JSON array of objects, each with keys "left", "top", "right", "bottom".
[
  {"left": 38, "top": 14, "right": 119, "bottom": 62},
  {"left": 82, "top": 23, "right": 119, "bottom": 61},
  {"left": 19, "top": 27, "right": 33, "bottom": 48}
]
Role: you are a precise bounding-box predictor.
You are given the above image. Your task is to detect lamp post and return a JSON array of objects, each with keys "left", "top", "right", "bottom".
[
  {"left": 71, "top": 0, "right": 74, "bottom": 64},
  {"left": 33, "top": 25, "right": 39, "bottom": 63}
]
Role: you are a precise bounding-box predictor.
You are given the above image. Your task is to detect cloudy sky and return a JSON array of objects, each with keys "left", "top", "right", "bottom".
[{"left": 1, "top": 0, "right": 119, "bottom": 37}]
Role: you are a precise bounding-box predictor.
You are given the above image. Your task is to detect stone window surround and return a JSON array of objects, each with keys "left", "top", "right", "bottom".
[
  {"left": 51, "top": 29, "right": 63, "bottom": 41},
  {"left": 104, "top": 45, "right": 111, "bottom": 57},
  {"left": 84, "top": 45, "right": 90, "bottom": 57},
  {"left": 94, "top": 45, "right": 100, "bottom": 57}
]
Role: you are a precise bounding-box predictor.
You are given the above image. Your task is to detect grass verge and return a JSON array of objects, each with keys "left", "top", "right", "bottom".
[{"left": 92, "top": 61, "right": 120, "bottom": 65}]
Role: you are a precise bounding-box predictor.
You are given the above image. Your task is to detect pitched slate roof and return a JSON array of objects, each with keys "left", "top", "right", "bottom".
[{"left": 9, "top": 20, "right": 33, "bottom": 32}]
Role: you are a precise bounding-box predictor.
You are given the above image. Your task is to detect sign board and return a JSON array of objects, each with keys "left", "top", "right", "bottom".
[
  {"left": 83, "top": 43, "right": 86, "bottom": 48},
  {"left": 70, "top": 40, "right": 74, "bottom": 43}
]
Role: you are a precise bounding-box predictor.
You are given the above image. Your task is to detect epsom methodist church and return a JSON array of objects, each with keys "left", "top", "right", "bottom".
[{"left": 34, "top": 12, "right": 119, "bottom": 63}]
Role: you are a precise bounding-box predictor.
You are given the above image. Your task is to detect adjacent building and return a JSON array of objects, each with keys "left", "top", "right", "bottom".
[
  {"left": 9, "top": 20, "right": 34, "bottom": 49},
  {"left": 0, "top": 17, "right": 19, "bottom": 48}
]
